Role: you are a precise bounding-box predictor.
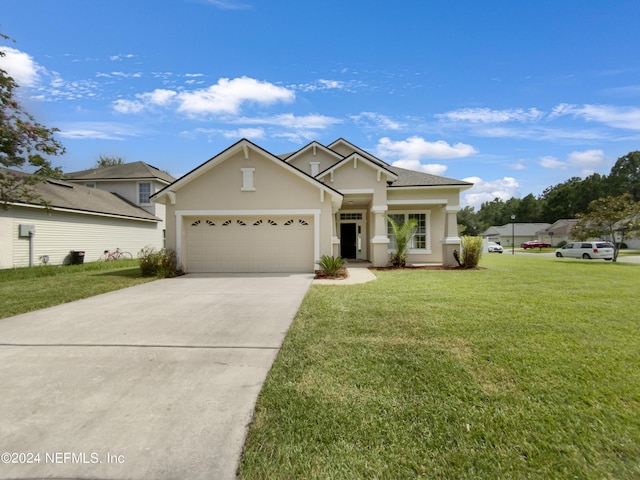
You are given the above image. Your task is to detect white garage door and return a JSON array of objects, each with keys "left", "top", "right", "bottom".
[{"left": 186, "top": 216, "right": 314, "bottom": 273}]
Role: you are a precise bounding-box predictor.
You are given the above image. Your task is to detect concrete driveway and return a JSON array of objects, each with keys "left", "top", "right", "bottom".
[{"left": 0, "top": 273, "right": 313, "bottom": 480}]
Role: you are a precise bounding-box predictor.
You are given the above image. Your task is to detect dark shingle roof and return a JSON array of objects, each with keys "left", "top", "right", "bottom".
[
  {"left": 65, "top": 161, "right": 175, "bottom": 184},
  {"left": 4, "top": 169, "right": 159, "bottom": 221},
  {"left": 387, "top": 166, "right": 473, "bottom": 187}
]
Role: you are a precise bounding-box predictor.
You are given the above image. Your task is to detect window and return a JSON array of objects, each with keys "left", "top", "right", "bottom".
[
  {"left": 85, "top": 183, "right": 95, "bottom": 189},
  {"left": 340, "top": 212, "right": 363, "bottom": 220},
  {"left": 387, "top": 212, "right": 428, "bottom": 250},
  {"left": 138, "top": 183, "right": 151, "bottom": 204}
]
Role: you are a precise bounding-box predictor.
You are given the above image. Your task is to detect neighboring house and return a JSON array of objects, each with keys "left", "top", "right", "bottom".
[
  {"left": 152, "top": 138, "right": 473, "bottom": 273},
  {"left": 539, "top": 219, "right": 579, "bottom": 246},
  {"left": 0, "top": 170, "right": 161, "bottom": 268},
  {"left": 65, "top": 161, "right": 175, "bottom": 250},
  {"left": 481, "top": 223, "right": 551, "bottom": 248}
]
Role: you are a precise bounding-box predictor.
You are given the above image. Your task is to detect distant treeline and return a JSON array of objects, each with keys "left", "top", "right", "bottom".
[{"left": 458, "top": 151, "right": 640, "bottom": 235}]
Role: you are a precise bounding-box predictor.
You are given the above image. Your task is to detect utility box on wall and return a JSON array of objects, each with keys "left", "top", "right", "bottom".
[{"left": 18, "top": 224, "right": 35, "bottom": 237}]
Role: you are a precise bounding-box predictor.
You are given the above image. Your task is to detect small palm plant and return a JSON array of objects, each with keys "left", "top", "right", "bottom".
[
  {"left": 317, "top": 255, "right": 346, "bottom": 276},
  {"left": 386, "top": 215, "right": 418, "bottom": 267}
]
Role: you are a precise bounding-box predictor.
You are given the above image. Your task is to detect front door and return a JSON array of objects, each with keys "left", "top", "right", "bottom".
[{"left": 340, "top": 223, "right": 357, "bottom": 259}]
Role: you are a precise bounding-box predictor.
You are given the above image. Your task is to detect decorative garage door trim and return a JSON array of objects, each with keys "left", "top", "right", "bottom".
[{"left": 175, "top": 209, "right": 321, "bottom": 271}]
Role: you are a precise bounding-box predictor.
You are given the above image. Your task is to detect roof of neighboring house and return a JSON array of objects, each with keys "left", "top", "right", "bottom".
[
  {"left": 543, "top": 219, "right": 579, "bottom": 235},
  {"left": 481, "top": 223, "right": 552, "bottom": 237},
  {"left": 3, "top": 169, "right": 159, "bottom": 221},
  {"left": 65, "top": 161, "right": 175, "bottom": 184}
]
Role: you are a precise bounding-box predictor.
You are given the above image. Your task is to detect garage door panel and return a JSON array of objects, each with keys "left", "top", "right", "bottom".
[{"left": 186, "top": 216, "right": 313, "bottom": 273}]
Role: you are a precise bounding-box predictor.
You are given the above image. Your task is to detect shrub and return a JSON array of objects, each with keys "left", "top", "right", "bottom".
[
  {"left": 317, "top": 255, "right": 346, "bottom": 276},
  {"left": 460, "top": 236, "right": 483, "bottom": 268},
  {"left": 138, "top": 246, "right": 179, "bottom": 278},
  {"left": 386, "top": 215, "right": 418, "bottom": 267},
  {"left": 557, "top": 240, "right": 567, "bottom": 248}
]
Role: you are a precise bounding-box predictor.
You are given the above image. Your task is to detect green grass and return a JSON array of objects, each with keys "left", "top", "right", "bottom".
[
  {"left": 239, "top": 254, "right": 640, "bottom": 479},
  {"left": 0, "top": 260, "right": 156, "bottom": 319}
]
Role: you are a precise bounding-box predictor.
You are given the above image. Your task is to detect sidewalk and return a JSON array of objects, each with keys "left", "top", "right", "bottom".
[{"left": 312, "top": 262, "right": 377, "bottom": 285}]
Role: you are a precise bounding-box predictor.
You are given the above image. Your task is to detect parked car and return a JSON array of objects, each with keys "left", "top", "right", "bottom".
[
  {"left": 554, "top": 242, "right": 615, "bottom": 260},
  {"left": 521, "top": 240, "right": 552, "bottom": 249},
  {"left": 487, "top": 242, "right": 503, "bottom": 253}
]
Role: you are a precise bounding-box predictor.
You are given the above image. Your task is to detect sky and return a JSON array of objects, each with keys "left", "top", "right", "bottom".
[{"left": 2, "top": 0, "right": 640, "bottom": 209}]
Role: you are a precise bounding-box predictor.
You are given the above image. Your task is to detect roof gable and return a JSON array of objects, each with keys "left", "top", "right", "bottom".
[
  {"left": 153, "top": 138, "right": 342, "bottom": 203},
  {"left": 315, "top": 152, "right": 398, "bottom": 181},
  {"left": 284, "top": 141, "right": 343, "bottom": 165},
  {"left": 327, "top": 138, "right": 388, "bottom": 168}
]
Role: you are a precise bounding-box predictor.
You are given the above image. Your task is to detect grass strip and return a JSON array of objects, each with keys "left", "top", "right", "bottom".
[{"left": 0, "top": 260, "right": 155, "bottom": 319}]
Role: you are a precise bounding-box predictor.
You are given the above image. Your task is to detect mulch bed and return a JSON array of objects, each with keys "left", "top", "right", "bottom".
[{"left": 314, "top": 267, "right": 349, "bottom": 280}]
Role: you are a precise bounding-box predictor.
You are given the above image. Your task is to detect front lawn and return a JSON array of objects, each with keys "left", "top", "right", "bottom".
[
  {"left": 0, "top": 260, "right": 155, "bottom": 319},
  {"left": 239, "top": 254, "right": 640, "bottom": 479}
]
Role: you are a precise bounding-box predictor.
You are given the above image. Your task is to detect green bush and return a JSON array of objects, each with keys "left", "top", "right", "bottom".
[
  {"left": 138, "top": 246, "right": 179, "bottom": 278},
  {"left": 557, "top": 240, "right": 567, "bottom": 248},
  {"left": 460, "top": 236, "right": 483, "bottom": 268},
  {"left": 317, "top": 255, "right": 346, "bottom": 276}
]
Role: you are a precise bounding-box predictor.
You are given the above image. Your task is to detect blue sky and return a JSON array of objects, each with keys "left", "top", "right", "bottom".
[{"left": 2, "top": 0, "right": 640, "bottom": 209}]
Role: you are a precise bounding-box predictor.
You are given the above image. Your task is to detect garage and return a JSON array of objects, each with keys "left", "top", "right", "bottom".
[{"left": 185, "top": 215, "right": 314, "bottom": 273}]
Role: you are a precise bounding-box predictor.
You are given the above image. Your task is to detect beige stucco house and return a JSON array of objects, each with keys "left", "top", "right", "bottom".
[{"left": 153, "top": 138, "right": 473, "bottom": 273}]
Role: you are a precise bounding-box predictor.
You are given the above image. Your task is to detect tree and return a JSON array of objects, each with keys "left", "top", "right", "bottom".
[
  {"left": 571, "top": 194, "right": 640, "bottom": 262},
  {"left": 95, "top": 155, "right": 124, "bottom": 168},
  {"left": 0, "top": 35, "right": 65, "bottom": 209},
  {"left": 386, "top": 215, "right": 418, "bottom": 267},
  {"left": 457, "top": 206, "right": 482, "bottom": 236},
  {"left": 608, "top": 151, "right": 640, "bottom": 202}
]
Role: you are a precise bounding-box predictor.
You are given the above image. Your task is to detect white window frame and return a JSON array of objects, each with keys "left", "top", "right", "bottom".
[
  {"left": 386, "top": 211, "right": 430, "bottom": 253},
  {"left": 138, "top": 182, "right": 152, "bottom": 205}
]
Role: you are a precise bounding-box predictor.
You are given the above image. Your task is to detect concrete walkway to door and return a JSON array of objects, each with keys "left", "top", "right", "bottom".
[{"left": 0, "top": 273, "right": 313, "bottom": 480}]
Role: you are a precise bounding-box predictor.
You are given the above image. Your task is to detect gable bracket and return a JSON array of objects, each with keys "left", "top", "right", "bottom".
[
  {"left": 243, "top": 143, "right": 250, "bottom": 160},
  {"left": 377, "top": 169, "right": 382, "bottom": 182},
  {"left": 353, "top": 155, "right": 358, "bottom": 168}
]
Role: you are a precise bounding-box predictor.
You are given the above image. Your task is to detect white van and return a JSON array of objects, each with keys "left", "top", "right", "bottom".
[{"left": 555, "top": 242, "right": 615, "bottom": 260}]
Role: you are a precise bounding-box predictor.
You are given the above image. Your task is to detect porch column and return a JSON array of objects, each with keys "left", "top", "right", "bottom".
[
  {"left": 441, "top": 206, "right": 461, "bottom": 267},
  {"left": 370, "top": 205, "right": 389, "bottom": 266},
  {"left": 332, "top": 211, "right": 340, "bottom": 257}
]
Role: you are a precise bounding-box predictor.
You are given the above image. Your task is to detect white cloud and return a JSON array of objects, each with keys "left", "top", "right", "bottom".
[
  {"left": 539, "top": 149, "right": 606, "bottom": 173},
  {"left": 436, "top": 107, "right": 544, "bottom": 123},
  {"left": 235, "top": 113, "right": 341, "bottom": 130},
  {"left": 351, "top": 112, "right": 404, "bottom": 130},
  {"left": 376, "top": 136, "right": 478, "bottom": 161},
  {"left": 176, "top": 77, "right": 295, "bottom": 115},
  {"left": 109, "top": 54, "right": 136, "bottom": 61},
  {"left": 550, "top": 103, "right": 640, "bottom": 130},
  {"left": 0, "top": 46, "right": 42, "bottom": 87},
  {"left": 567, "top": 149, "right": 605, "bottom": 168},
  {"left": 506, "top": 160, "right": 527, "bottom": 171},
  {"left": 112, "top": 98, "right": 146, "bottom": 114},
  {"left": 539, "top": 155, "right": 566, "bottom": 170},
  {"left": 201, "top": 0, "right": 251, "bottom": 9},
  {"left": 461, "top": 176, "right": 520, "bottom": 209},
  {"left": 112, "top": 77, "right": 295, "bottom": 116},
  {"left": 57, "top": 122, "right": 140, "bottom": 140},
  {"left": 391, "top": 159, "right": 448, "bottom": 176},
  {"left": 140, "top": 88, "right": 177, "bottom": 106}
]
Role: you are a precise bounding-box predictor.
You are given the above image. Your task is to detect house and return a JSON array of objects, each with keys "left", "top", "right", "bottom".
[
  {"left": 152, "top": 138, "right": 473, "bottom": 273},
  {"left": 0, "top": 170, "right": 162, "bottom": 268},
  {"left": 65, "top": 161, "right": 174, "bottom": 230},
  {"left": 539, "top": 219, "right": 579, "bottom": 246},
  {"left": 481, "top": 223, "right": 551, "bottom": 248}
]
